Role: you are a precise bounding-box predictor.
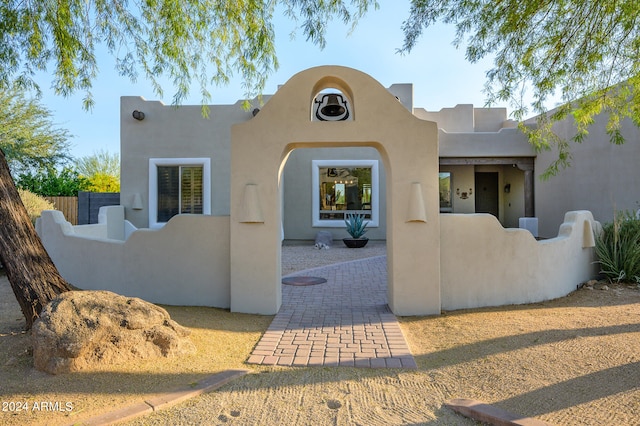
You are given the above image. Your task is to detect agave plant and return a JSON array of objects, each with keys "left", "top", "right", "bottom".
[
  {"left": 595, "top": 211, "right": 640, "bottom": 284},
  {"left": 344, "top": 213, "right": 368, "bottom": 239}
]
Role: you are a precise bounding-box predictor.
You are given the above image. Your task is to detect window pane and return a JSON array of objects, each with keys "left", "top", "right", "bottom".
[
  {"left": 335, "top": 183, "right": 345, "bottom": 206},
  {"left": 157, "top": 165, "right": 204, "bottom": 222},
  {"left": 181, "top": 166, "right": 203, "bottom": 214},
  {"left": 319, "top": 166, "right": 372, "bottom": 220},
  {"left": 157, "top": 166, "right": 179, "bottom": 222},
  {"left": 439, "top": 172, "right": 452, "bottom": 212}
]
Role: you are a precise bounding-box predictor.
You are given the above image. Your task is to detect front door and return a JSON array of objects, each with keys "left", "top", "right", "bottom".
[{"left": 475, "top": 172, "right": 499, "bottom": 218}]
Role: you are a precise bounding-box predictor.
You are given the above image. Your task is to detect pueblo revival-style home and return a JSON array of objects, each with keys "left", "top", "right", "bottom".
[{"left": 38, "top": 66, "right": 636, "bottom": 315}]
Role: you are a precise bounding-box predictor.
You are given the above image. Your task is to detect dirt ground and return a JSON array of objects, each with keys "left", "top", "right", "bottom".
[{"left": 1, "top": 251, "right": 640, "bottom": 425}]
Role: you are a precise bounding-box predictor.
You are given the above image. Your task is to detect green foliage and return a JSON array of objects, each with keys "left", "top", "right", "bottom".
[
  {"left": 75, "top": 150, "right": 120, "bottom": 192},
  {"left": 0, "top": 0, "right": 378, "bottom": 110},
  {"left": 17, "top": 188, "right": 54, "bottom": 225},
  {"left": 16, "top": 167, "right": 89, "bottom": 197},
  {"left": 595, "top": 211, "right": 640, "bottom": 284},
  {"left": 344, "top": 213, "right": 368, "bottom": 239},
  {"left": 401, "top": 0, "right": 640, "bottom": 177},
  {"left": 0, "top": 87, "right": 72, "bottom": 175}
]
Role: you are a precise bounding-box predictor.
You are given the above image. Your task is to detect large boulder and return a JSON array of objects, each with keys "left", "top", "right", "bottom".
[{"left": 32, "top": 290, "right": 196, "bottom": 374}]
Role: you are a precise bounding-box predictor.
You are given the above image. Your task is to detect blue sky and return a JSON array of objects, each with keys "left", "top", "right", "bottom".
[{"left": 34, "top": 1, "right": 496, "bottom": 160}]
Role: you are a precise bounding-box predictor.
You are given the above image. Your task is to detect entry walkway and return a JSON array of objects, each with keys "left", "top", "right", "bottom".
[{"left": 247, "top": 256, "right": 417, "bottom": 368}]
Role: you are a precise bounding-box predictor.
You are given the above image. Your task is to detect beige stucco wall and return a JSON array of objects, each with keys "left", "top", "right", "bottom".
[
  {"left": 230, "top": 66, "right": 441, "bottom": 316},
  {"left": 438, "top": 128, "right": 534, "bottom": 158},
  {"left": 37, "top": 206, "right": 599, "bottom": 315},
  {"left": 415, "top": 104, "right": 518, "bottom": 133},
  {"left": 415, "top": 104, "right": 475, "bottom": 132},
  {"left": 534, "top": 113, "right": 640, "bottom": 237},
  {"left": 120, "top": 96, "right": 259, "bottom": 229},
  {"left": 440, "top": 211, "right": 598, "bottom": 310},
  {"left": 38, "top": 210, "right": 230, "bottom": 307}
]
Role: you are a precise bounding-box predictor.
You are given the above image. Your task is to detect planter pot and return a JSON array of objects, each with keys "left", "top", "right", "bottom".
[{"left": 343, "top": 238, "right": 369, "bottom": 248}]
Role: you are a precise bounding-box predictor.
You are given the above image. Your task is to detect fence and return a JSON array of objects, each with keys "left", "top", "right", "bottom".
[
  {"left": 78, "top": 192, "right": 120, "bottom": 225},
  {"left": 45, "top": 197, "right": 78, "bottom": 225},
  {"left": 44, "top": 193, "right": 120, "bottom": 225}
]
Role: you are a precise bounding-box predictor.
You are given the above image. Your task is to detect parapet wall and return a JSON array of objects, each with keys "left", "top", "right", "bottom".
[
  {"left": 38, "top": 207, "right": 599, "bottom": 314},
  {"left": 440, "top": 211, "right": 599, "bottom": 310},
  {"left": 38, "top": 209, "right": 230, "bottom": 308}
]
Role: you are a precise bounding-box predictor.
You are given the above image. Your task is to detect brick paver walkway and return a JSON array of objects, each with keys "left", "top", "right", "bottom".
[{"left": 247, "top": 256, "right": 417, "bottom": 368}]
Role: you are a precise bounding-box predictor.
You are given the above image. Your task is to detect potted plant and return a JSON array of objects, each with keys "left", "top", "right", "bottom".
[{"left": 343, "top": 213, "right": 369, "bottom": 248}]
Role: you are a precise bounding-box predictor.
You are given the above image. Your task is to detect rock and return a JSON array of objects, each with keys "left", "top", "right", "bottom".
[
  {"left": 32, "top": 290, "right": 196, "bottom": 374},
  {"left": 314, "top": 231, "right": 333, "bottom": 249},
  {"left": 327, "top": 399, "right": 342, "bottom": 410}
]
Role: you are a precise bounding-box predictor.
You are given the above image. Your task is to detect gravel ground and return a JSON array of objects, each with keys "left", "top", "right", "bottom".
[
  {"left": 281, "top": 239, "right": 387, "bottom": 275},
  {"left": 123, "top": 280, "right": 640, "bottom": 426}
]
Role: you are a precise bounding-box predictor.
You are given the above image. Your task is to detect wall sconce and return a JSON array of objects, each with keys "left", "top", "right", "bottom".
[
  {"left": 504, "top": 183, "right": 511, "bottom": 193},
  {"left": 132, "top": 110, "right": 145, "bottom": 121},
  {"left": 456, "top": 188, "right": 473, "bottom": 200},
  {"left": 132, "top": 193, "right": 144, "bottom": 210},
  {"left": 583, "top": 220, "right": 596, "bottom": 248},
  {"left": 406, "top": 182, "right": 427, "bottom": 222},
  {"left": 239, "top": 184, "right": 264, "bottom": 223}
]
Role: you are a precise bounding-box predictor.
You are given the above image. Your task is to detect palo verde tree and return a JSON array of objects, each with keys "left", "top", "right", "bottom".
[
  {"left": 76, "top": 150, "right": 119, "bottom": 179},
  {"left": 75, "top": 150, "right": 120, "bottom": 192},
  {"left": 401, "top": 0, "right": 640, "bottom": 178},
  {"left": 0, "top": 0, "right": 378, "bottom": 329}
]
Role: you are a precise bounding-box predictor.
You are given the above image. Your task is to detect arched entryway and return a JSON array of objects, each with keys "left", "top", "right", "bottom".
[{"left": 229, "top": 66, "right": 441, "bottom": 316}]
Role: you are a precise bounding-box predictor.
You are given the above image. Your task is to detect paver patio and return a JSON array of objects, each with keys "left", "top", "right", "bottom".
[{"left": 247, "top": 256, "right": 417, "bottom": 368}]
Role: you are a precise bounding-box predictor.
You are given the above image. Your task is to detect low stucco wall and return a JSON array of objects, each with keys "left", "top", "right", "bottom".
[
  {"left": 440, "top": 211, "right": 599, "bottom": 311},
  {"left": 38, "top": 210, "right": 230, "bottom": 308},
  {"left": 38, "top": 208, "right": 599, "bottom": 314}
]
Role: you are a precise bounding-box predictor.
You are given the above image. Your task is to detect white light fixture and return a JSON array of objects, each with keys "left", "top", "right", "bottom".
[{"left": 132, "top": 193, "right": 144, "bottom": 210}]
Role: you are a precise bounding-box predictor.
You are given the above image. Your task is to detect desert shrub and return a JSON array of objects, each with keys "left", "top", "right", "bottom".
[
  {"left": 18, "top": 188, "right": 54, "bottom": 225},
  {"left": 595, "top": 211, "right": 640, "bottom": 283}
]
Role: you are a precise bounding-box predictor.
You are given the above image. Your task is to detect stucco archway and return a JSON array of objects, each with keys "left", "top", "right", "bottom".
[{"left": 230, "top": 66, "right": 440, "bottom": 316}]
